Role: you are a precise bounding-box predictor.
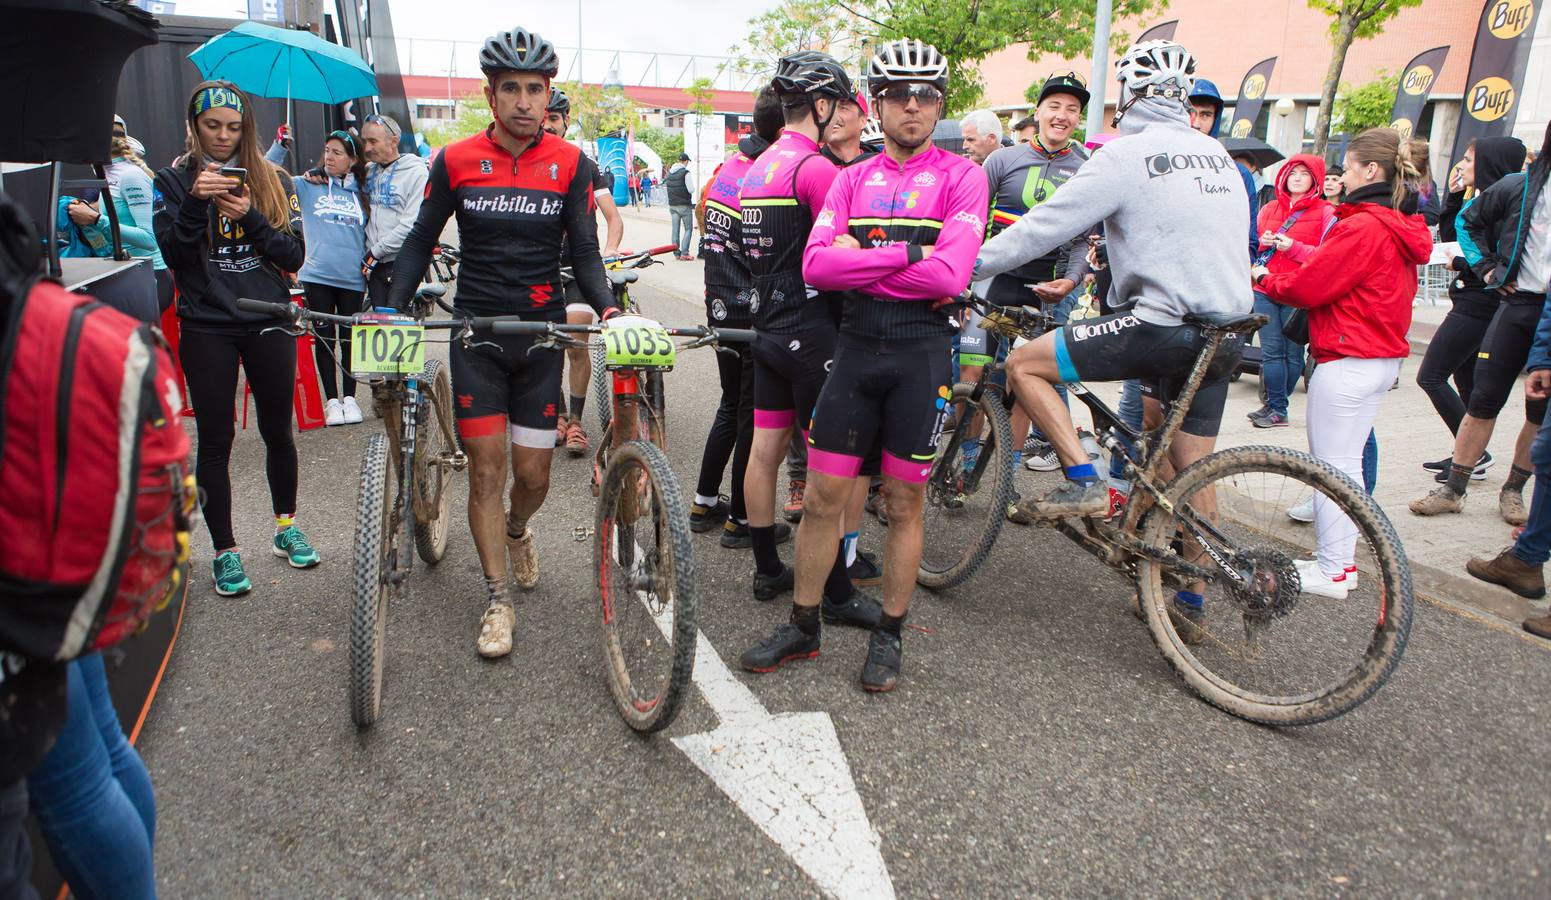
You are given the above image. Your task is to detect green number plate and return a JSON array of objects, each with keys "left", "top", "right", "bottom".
[
  {"left": 603, "top": 323, "right": 676, "bottom": 370},
  {"left": 350, "top": 321, "right": 425, "bottom": 376}
]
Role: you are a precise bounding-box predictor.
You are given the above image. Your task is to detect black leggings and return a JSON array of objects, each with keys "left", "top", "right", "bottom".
[
  {"left": 695, "top": 342, "right": 754, "bottom": 520},
  {"left": 1416, "top": 307, "right": 1490, "bottom": 436},
  {"left": 1467, "top": 299, "right": 1548, "bottom": 424},
  {"left": 303, "top": 281, "right": 365, "bottom": 400},
  {"left": 179, "top": 328, "right": 299, "bottom": 551}
]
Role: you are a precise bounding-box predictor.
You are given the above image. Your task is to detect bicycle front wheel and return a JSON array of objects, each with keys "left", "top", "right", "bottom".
[
  {"left": 595, "top": 439, "right": 697, "bottom": 732},
  {"left": 349, "top": 433, "right": 393, "bottom": 728},
  {"left": 1135, "top": 444, "right": 1413, "bottom": 726},
  {"left": 918, "top": 383, "right": 1015, "bottom": 590},
  {"left": 590, "top": 338, "right": 612, "bottom": 435}
]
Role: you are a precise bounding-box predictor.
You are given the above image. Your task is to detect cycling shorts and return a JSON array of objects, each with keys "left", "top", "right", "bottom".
[
  {"left": 450, "top": 331, "right": 564, "bottom": 448},
  {"left": 807, "top": 335, "right": 953, "bottom": 484},
  {"left": 562, "top": 278, "right": 598, "bottom": 319},
  {"left": 752, "top": 325, "right": 836, "bottom": 432},
  {"left": 1053, "top": 312, "right": 1243, "bottom": 438}
]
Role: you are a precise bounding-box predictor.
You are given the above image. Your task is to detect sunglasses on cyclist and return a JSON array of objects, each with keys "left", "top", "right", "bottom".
[{"left": 876, "top": 83, "right": 943, "bottom": 107}]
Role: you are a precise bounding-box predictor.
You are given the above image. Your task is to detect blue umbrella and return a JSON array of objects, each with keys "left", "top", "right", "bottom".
[{"left": 189, "top": 20, "right": 377, "bottom": 106}]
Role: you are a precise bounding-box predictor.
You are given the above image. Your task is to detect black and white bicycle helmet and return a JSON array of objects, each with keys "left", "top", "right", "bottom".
[
  {"left": 1114, "top": 40, "right": 1196, "bottom": 107},
  {"left": 547, "top": 86, "right": 570, "bottom": 116},
  {"left": 866, "top": 39, "right": 948, "bottom": 96},
  {"left": 479, "top": 26, "right": 559, "bottom": 78},
  {"left": 771, "top": 51, "right": 856, "bottom": 101}
]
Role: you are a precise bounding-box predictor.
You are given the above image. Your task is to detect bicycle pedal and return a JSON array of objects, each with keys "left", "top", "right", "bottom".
[{"left": 572, "top": 526, "right": 595, "bottom": 541}]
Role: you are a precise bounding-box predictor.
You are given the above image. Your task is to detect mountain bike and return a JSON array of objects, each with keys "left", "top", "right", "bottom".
[
  {"left": 938, "top": 298, "right": 1413, "bottom": 725},
  {"left": 576, "top": 245, "right": 678, "bottom": 436},
  {"left": 238, "top": 289, "right": 512, "bottom": 728},
  {"left": 493, "top": 314, "right": 754, "bottom": 732}
]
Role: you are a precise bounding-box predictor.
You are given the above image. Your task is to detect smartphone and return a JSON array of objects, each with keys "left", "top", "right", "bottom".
[{"left": 221, "top": 166, "right": 247, "bottom": 196}]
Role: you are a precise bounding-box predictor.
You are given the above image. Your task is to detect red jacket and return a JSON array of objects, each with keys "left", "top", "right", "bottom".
[
  {"left": 1256, "top": 154, "right": 1335, "bottom": 276},
  {"left": 1258, "top": 184, "right": 1432, "bottom": 363}
]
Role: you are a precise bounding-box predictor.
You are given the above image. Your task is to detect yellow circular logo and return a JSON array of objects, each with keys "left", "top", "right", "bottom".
[
  {"left": 1390, "top": 117, "right": 1414, "bottom": 139},
  {"left": 1401, "top": 65, "right": 1435, "bottom": 96},
  {"left": 1230, "top": 118, "right": 1252, "bottom": 138},
  {"left": 1242, "top": 74, "right": 1267, "bottom": 100},
  {"left": 1467, "top": 76, "right": 1516, "bottom": 122},
  {"left": 1488, "top": 0, "right": 1535, "bottom": 39}
]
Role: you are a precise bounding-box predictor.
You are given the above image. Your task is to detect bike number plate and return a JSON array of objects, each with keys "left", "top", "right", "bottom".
[
  {"left": 350, "top": 322, "right": 425, "bottom": 376},
  {"left": 603, "top": 324, "right": 675, "bottom": 370}
]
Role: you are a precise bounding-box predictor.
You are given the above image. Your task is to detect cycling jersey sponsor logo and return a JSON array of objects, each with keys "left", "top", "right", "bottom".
[
  {"left": 480, "top": 159, "right": 492, "bottom": 174},
  {"left": 705, "top": 206, "right": 735, "bottom": 231},
  {"left": 548, "top": 163, "right": 559, "bottom": 181},
  {"left": 1144, "top": 152, "right": 1235, "bottom": 179},
  {"left": 531, "top": 283, "right": 554, "bottom": 306},
  {"left": 951, "top": 211, "right": 985, "bottom": 230},
  {"left": 460, "top": 189, "right": 564, "bottom": 217},
  {"left": 912, "top": 171, "right": 937, "bottom": 186},
  {"left": 823, "top": 359, "right": 833, "bottom": 373},
  {"left": 865, "top": 171, "right": 887, "bottom": 186},
  {"left": 815, "top": 209, "right": 835, "bottom": 229},
  {"left": 743, "top": 207, "right": 764, "bottom": 226},
  {"left": 870, "top": 191, "right": 921, "bottom": 211},
  {"left": 748, "top": 288, "right": 760, "bottom": 313},
  {"left": 788, "top": 339, "right": 801, "bottom": 352},
  {"left": 1068, "top": 314, "right": 1138, "bottom": 342},
  {"left": 711, "top": 298, "right": 727, "bottom": 320},
  {"left": 866, "top": 226, "right": 888, "bottom": 246}
]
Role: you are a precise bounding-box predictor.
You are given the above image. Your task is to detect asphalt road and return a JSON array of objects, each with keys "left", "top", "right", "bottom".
[{"left": 141, "top": 224, "right": 1551, "bottom": 898}]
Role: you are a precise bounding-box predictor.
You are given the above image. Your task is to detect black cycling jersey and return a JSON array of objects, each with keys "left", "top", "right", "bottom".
[{"left": 386, "top": 127, "right": 615, "bottom": 319}]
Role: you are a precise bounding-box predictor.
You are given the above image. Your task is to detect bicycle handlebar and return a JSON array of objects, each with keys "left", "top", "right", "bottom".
[
  {"left": 236, "top": 297, "right": 513, "bottom": 332},
  {"left": 490, "top": 318, "right": 755, "bottom": 345}
]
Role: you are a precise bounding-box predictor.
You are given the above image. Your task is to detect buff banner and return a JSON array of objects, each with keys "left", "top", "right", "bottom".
[
  {"left": 1450, "top": 0, "right": 1542, "bottom": 167},
  {"left": 1388, "top": 46, "right": 1449, "bottom": 141},
  {"left": 1135, "top": 20, "right": 1178, "bottom": 42},
  {"left": 1228, "top": 57, "right": 1277, "bottom": 139}
]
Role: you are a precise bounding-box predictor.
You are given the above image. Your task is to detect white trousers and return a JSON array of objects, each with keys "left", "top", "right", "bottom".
[{"left": 1305, "top": 355, "right": 1402, "bottom": 575}]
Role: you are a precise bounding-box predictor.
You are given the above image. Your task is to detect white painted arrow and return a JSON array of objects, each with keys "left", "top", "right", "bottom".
[{"left": 628, "top": 550, "right": 895, "bottom": 899}]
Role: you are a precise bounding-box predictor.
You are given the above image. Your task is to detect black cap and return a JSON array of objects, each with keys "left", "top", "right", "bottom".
[
  {"left": 679, "top": 152, "right": 691, "bottom": 161},
  {"left": 1038, "top": 72, "right": 1090, "bottom": 109}
]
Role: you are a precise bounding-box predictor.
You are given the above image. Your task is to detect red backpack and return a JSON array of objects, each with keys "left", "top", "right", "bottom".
[{"left": 0, "top": 277, "right": 195, "bottom": 660}]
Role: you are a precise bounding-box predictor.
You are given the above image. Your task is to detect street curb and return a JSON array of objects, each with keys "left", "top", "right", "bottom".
[{"left": 1408, "top": 554, "right": 1545, "bottom": 627}]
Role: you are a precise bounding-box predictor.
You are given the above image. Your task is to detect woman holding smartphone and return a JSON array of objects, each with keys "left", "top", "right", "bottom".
[
  {"left": 154, "top": 80, "right": 320, "bottom": 598},
  {"left": 294, "top": 130, "right": 370, "bottom": 426}
]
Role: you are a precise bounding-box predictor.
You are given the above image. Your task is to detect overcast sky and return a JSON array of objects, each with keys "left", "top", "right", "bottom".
[{"left": 175, "top": 0, "right": 777, "bottom": 82}]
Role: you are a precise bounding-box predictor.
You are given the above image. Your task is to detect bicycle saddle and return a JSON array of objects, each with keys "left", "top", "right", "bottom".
[
  {"left": 1182, "top": 311, "right": 1267, "bottom": 334},
  {"left": 416, "top": 283, "right": 448, "bottom": 299},
  {"left": 607, "top": 270, "right": 640, "bottom": 286}
]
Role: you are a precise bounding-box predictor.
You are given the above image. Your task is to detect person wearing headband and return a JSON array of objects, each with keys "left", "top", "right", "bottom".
[{"left": 153, "top": 79, "right": 318, "bottom": 598}]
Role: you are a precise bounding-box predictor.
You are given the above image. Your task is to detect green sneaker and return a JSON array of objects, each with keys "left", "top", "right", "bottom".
[
  {"left": 272, "top": 526, "right": 321, "bottom": 568},
  {"left": 212, "top": 550, "right": 252, "bottom": 596}
]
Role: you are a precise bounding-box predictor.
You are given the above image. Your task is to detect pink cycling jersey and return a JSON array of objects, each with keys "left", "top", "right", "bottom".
[
  {"left": 739, "top": 130, "right": 840, "bottom": 334},
  {"left": 803, "top": 145, "right": 989, "bottom": 338}
]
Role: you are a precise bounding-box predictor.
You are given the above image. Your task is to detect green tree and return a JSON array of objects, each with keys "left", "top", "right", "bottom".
[
  {"left": 634, "top": 125, "right": 684, "bottom": 165},
  {"left": 1332, "top": 70, "right": 1398, "bottom": 137},
  {"left": 726, "top": 0, "right": 868, "bottom": 84},
  {"left": 553, "top": 80, "right": 634, "bottom": 140},
  {"left": 835, "top": 0, "right": 1163, "bottom": 114},
  {"left": 424, "top": 93, "right": 490, "bottom": 148},
  {"left": 1307, "top": 0, "right": 1422, "bottom": 155}
]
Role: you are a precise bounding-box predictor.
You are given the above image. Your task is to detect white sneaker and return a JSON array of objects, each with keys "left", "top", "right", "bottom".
[
  {"left": 476, "top": 600, "right": 516, "bottom": 658},
  {"left": 324, "top": 397, "right": 345, "bottom": 426},
  {"left": 1294, "top": 559, "right": 1349, "bottom": 600},
  {"left": 1287, "top": 496, "right": 1314, "bottom": 523},
  {"left": 1024, "top": 446, "right": 1062, "bottom": 472},
  {"left": 340, "top": 396, "right": 364, "bottom": 424}
]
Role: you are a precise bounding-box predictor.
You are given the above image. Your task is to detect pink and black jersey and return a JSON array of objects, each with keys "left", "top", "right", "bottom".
[
  {"left": 700, "top": 139, "right": 765, "bottom": 326},
  {"left": 803, "top": 145, "right": 989, "bottom": 339},
  {"left": 739, "top": 130, "right": 840, "bottom": 334}
]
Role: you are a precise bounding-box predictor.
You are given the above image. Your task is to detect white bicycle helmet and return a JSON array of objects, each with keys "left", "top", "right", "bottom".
[
  {"left": 859, "top": 117, "right": 884, "bottom": 145},
  {"left": 1114, "top": 40, "right": 1196, "bottom": 118},
  {"left": 866, "top": 39, "right": 948, "bottom": 96}
]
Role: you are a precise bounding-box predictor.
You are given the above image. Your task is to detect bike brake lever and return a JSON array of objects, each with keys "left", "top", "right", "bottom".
[{"left": 259, "top": 323, "right": 307, "bottom": 338}]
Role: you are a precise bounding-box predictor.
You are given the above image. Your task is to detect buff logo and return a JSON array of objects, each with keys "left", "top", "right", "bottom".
[
  {"left": 1241, "top": 74, "right": 1267, "bottom": 100},
  {"left": 1468, "top": 77, "right": 1515, "bottom": 122},
  {"left": 1488, "top": 0, "right": 1534, "bottom": 39},
  {"left": 1401, "top": 65, "right": 1435, "bottom": 96},
  {"left": 951, "top": 211, "right": 984, "bottom": 230},
  {"left": 1145, "top": 152, "right": 1234, "bottom": 178},
  {"left": 1070, "top": 315, "right": 1138, "bottom": 342},
  {"left": 462, "top": 193, "right": 563, "bottom": 215}
]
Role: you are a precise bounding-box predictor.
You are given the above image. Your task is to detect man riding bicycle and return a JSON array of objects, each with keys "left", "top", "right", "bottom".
[
  {"left": 740, "top": 39, "right": 989, "bottom": 691},
  {"left": 387, "top": 26, "right": 619, "bottom": 659},
  {"left": 973, "top": 40, "right": 1251, "bottom": 626},
  {"left": 544, "top": 86, "right": 626, "bottom": 457}
]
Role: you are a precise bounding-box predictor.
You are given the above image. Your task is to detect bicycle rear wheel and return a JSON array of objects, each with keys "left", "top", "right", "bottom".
[
  {"left": 1135, "top": 444, "right": 1412, "bottom": 726},
  {"left": 595, "top": 438, "right": 697, "bottom": 732},
  {"left": 918, "top": 383, "right": 1015, "bottom": 590},
  {"left": 414, "top": 359, "right": 457, "bottom": 565},
  {"left": 349, "top": 434, "right": 393, "bottom": 728}
]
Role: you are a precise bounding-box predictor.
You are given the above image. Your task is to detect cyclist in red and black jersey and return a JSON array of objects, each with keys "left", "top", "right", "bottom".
[{"left": 387, "top": 26, "right": 620, "bottom": 659}]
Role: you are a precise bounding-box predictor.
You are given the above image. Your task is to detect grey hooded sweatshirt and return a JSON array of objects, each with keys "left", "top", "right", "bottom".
[
  {"left": 364, "top": 152, "right": 430, "bottom": 263},
  {"left": 976, "top": 98, "right": 1251, "bottom": 326}
]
